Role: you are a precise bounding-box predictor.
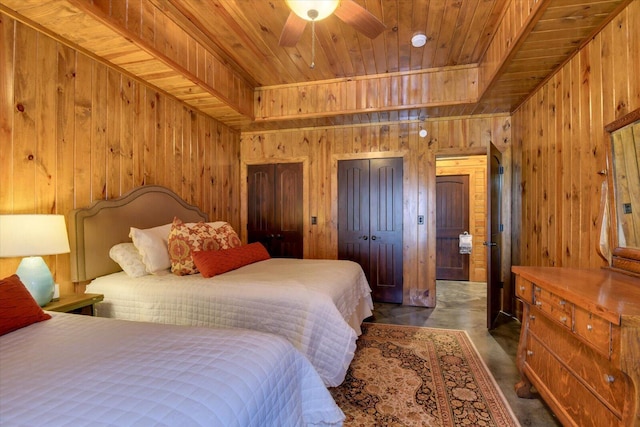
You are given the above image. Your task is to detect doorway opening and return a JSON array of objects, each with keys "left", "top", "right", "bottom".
[{"left": 435, "top": 155, "right": 487, "bottom": 283}]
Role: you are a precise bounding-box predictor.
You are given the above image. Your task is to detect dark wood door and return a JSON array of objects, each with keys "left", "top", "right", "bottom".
[
  {"left": 337, "top": 159, "right": 371, "bottom": 278},
  {"left": 338, "top": 158, "right": 403, "bottom": 303},
  {"left": 435, "top": 175, "right": 470, "bottom": 280},
  {"left": 486, "top": 143, "right": 503, "bottom": 329},
  {"left": 247, "top": 163, "right": 303, "bottom": 258}
]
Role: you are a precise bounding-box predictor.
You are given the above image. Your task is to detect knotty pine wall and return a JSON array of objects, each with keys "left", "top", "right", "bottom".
[
  {"left": 436, "top": 156, "right": 487, "bottom": 283},
  {"left": 0, "top": 14, "right": 241, "bottom": 295},
  {"left": 511, "top": 0, "right": 640, "bottom": 269},
  {"left": 241, "top": 115, "right": 511, "bottom": 307}
]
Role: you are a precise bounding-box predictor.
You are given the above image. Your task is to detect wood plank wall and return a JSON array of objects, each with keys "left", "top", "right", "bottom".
[
  {"left": 436, "top": 156, "right": 487, "bottom": 282},
  {"left": 255, "top": 65, "right": 478, "bottom": 122},
  {"left": 511, "top": 0, "right": 640, "bottom": 269},
  {"left": 241, "top": 115, "right": 511, "bottom": 306},
  {"left": 0, "top": 13, "right": 241, "bottom": 295}
]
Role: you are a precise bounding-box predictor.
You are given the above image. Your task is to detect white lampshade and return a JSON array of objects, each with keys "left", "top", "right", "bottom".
[
  {"left": 0, "top": 214, "right": 70, "bottom": 307},
  {"left": 0, "top": 214, "right": 70, "bottom": 257},
  {"left": 286, "top": 0, "right": 339, "bottom": 21}
]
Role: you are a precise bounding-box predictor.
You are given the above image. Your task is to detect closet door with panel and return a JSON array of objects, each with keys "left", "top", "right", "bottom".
[
  {"left": 338, "top": 158, "right": 403, "bottom": 303},
  {"left": 247, "top": 163, "right": 303, "bottom": 258}
]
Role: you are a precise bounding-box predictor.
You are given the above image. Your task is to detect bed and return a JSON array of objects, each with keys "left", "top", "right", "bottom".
[
  {"left": 0, "top": 296, "right": 344, "bottom": 426},
  {"left": 69, "top": 185, "right": 373, "bottom": 387}
]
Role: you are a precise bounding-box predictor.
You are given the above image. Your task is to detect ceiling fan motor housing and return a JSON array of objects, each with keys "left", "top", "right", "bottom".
[{"left": 286, "top": 0, "right": 340, "bottom": 21}]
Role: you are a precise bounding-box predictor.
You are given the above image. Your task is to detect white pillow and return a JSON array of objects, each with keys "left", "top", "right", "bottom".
[
  {"left": 129, "top": 223, "right": 172, "bottom": 273},
  {"left": 109, "top": 243, "right": 148, "bottom": 278}
]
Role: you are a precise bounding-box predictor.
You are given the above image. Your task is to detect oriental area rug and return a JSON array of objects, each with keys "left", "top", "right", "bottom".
[{"left": 330, "top": 323, "right": 520, "bottom": 427}]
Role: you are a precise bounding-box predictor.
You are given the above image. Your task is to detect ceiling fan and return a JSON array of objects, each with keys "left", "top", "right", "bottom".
[{"left": 279, "top": 0, "right": 386, "bottom": 48}]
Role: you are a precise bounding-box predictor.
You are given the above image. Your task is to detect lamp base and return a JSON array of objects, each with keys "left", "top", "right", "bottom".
[{"left": 16, "top": 256, "right": 55, "bottom": 307}]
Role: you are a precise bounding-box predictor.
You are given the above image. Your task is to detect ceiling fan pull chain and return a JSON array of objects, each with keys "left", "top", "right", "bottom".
[{"left": 310, "top": 20, "right": 316, "bottom": 69}]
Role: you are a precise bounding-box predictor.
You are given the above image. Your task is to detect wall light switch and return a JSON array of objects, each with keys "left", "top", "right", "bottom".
[{"left": 311, "top": 216, "right": 317, "bottom": 225}]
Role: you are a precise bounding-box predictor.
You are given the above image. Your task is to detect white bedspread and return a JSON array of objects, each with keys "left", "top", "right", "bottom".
[
  {"left": 0, "top": 313, "right": 344, "bottom": 427},
  {"left": 86, "top": 258, "right": 373, "bottom": 386}
]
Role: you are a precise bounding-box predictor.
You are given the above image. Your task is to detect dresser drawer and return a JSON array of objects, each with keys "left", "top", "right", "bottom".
[
  {"left": 525, "top": 334, "right": 621, "bottom": 427},
  {"left": 528, "top": 306, "right": 627, "bottom": 417},
  {"left": 516, "top": 276, "right": 533, "bottom": 304},
  {"left": 515, "top": 276, "right": 533, "bottom": 304},
  {"left": 533, "top": 287, "right": 572, "bottom": 328},
  {"left": 573, "top": 305, "right": 612, "bottom": 358}
]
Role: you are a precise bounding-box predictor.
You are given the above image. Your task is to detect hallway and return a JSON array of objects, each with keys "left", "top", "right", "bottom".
[{"left": 369, "top": 280, "right": 561, "bottom": 426}]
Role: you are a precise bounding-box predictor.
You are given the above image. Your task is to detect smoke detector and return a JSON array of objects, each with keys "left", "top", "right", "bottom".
[{"left": 411, "top": 32, "right": 427, "bottom": 48}]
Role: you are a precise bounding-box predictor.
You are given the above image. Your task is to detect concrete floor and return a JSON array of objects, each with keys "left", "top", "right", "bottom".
[{"left": 368, "top": 280, "right": 561, "bottom": 427}]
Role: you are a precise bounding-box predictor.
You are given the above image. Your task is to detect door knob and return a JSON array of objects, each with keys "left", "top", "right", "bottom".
[
  {"left": 483, "top": 241, "right": 497, "bottom": 246},
  {"left": 360, "top": 235, "right": 368, "bottom": 240},
  {"left": 371, "top": 235, "right": 377, "bottom": 241}
]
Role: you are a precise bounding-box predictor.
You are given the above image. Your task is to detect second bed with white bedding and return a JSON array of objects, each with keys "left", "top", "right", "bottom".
[{"left": 87, "top": 258, "right": 373, "bottom": 387}]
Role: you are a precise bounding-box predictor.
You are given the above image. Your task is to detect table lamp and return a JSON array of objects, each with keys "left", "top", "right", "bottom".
[{"left": 0, "top": 214, "right": 71, "bottom": 306}]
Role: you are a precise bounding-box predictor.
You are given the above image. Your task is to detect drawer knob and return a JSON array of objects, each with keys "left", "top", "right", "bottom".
[
  {"left": 559, "top": 300, "right": 566, "bottom": 306},
  {"left": 560, "top": 316, "right": 567, "bottom": 323},
  {"left": 520, "top": 286, "right": 525, "bottom": 291},
  {"left": 527, "top": 350, "right": 534, "bottom": 357},
  {"left": 529, "top": 315, "right": 536, "bottom": 321},
  {"left": 536, "top": 301, "right": 542, "bottom": 307},
  {"left": 587, "top": 324, "right": 593, "bottom": 331},
  {"left": 605, "top": 375, "right": 615, "bottom": 384}
]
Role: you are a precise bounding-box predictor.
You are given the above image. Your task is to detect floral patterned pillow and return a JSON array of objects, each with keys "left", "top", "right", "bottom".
[
  {"left": 168, "top": 217, "right": 243, "bottom": 275},
  {"left": 168, "top": 218, "right": 218, "bottom": 275},
  {"left": 211, "top": 223, "right": 242, "bottom": 249}
]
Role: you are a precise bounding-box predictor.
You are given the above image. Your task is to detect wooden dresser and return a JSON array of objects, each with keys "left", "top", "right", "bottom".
[{"left": 512, "top": 266, "right": 640, "bottom": 426}]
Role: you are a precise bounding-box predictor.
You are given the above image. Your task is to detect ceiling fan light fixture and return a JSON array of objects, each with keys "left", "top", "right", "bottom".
[
  {"left": 286, "top": 0, "right": 339, "bottom": 21},
  {"left": 411, "top": 32, "right": 427, "bottom": 48}
]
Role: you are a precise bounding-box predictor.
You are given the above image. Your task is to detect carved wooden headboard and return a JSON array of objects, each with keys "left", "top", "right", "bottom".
[{"left": 68, "top": 186, "right": 208, "bottom": 282}]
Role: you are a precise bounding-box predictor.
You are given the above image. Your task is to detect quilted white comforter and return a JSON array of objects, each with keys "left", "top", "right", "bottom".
[
  {"left": 0, "top": 313, "right": 344, "bottom": 427},
  {"left": 86, "top": 258, "right": 373, "bottom": 386}
]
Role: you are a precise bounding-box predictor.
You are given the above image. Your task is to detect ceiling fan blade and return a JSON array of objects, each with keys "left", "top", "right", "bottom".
[
  {"left": 334, "top": 0, "right": 386, "bottom": 39},
  {"left": 279, "top": 12, "right": 307, "bottom": 47}
]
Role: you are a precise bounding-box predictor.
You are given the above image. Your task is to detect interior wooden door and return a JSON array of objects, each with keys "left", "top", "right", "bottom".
[
  {"left": 435, "top": 175, "right": 470, "bottom": 280},
  {"left": 486, "top": 143, "right": 503, "bottom": 329},
  {"left": 337, "top": 159, "right": 371, "bottom": 279},
  {"left": 247, "top": 163, "right": 303, "bottom": 258},
  {"left": 338, "top": 158, "right": 403, "bottom": 303},
  {"left": 369, "top": 158, "right": 404, "bottom": 303}
]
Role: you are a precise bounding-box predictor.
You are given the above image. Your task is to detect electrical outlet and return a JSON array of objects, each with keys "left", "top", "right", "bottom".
[
  {"left": 418, "top": 215, "right": 424, "bottom": 225},
  {"left": 623, "top": 203, "right": 632, "bottom": 214},
  {"left": 311, "top": 216, "right": 317, "bottom": 225}
]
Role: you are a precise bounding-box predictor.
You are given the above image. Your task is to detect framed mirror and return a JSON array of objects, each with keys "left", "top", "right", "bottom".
[{"left": 604, "top": 107, "right": 640, "bottom": 276}]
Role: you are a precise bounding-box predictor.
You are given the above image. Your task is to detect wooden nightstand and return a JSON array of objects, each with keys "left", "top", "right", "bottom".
[{"left": 43, "top": 293, "right": 104, "bottom": 316}]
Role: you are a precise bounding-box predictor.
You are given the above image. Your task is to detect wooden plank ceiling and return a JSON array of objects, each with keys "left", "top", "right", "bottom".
[{"left": 0, "top": 0, "right": 630, "bottom": 131}]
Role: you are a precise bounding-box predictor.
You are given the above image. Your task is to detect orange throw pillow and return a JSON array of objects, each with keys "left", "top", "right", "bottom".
[
  {"left": 193, "top": 242, "right": 271, "bottom": 278},
  {"left": 0, "top": 274, "right": 51, "bottom": 336}
]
